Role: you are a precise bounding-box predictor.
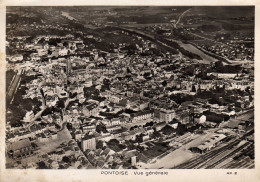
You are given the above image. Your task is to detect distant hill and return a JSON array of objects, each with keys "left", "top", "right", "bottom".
[{"left": 189, "top": 6, "right": 254, "bottom": 18}]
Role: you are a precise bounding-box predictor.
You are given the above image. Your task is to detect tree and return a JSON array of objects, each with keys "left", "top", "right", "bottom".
[
  {"left": 192, "top": 85, "right": 196, "bottom": 92},
  {"left": 135, "top": 134, "right": 144, "bottom": 143},
  {"left": 144, "top": 121, "right": 154, "bottom": 127},
  {"left": 66, "top": 123, "right": 72, "bottom": 130},
  {"left": 107, "top": 139, "right": 125, "bottom": 152},
  {"left": 107, "top": 139, "right": 119, "bottom": 146},
  {"left": 151, "top": 130, "right": 161, "bottom": 139},
  {"left": 96, "top": 140, "right": 104, "bottom": 149},
  {"left": 161, "top": 125, "right": 175, "bottom": 135},
  {"left": 56, "top": 99, "right": 65, "bottom": 109},
  {"left": 63, "top": 41, "right": 68, "bottom": 47},
  {"left": 62, "top": 156, "right": 70, "bottom": 163},
  {"left": 23, "top": 99, "right": 33, "bottom": 111},
  {"left": 176, "top": 123, "right": 187, "bottom": 135},
  {"left": 162, "top": 80, "right": 167, "bottom": 87},
  {"left": 41, "top": 107, "right": 53, "bottom": 116},
  {"left": 69, "top": 92, "right": 77, "bottom": 98},
  {"left": 130, "top": 125, "right": 138, "bottom": 130},
  {"left": 96, "top": 123, "right": 107, "bottom": 133},
  {"left": 37, "top": 161, "right": 48, "bottom": 169}
]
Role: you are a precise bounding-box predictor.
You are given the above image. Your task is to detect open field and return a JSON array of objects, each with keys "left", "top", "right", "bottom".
[{"left": 139, "top": 148, "right": 196, "bottom": 169}]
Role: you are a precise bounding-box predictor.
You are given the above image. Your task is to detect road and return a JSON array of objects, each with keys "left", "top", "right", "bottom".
[
  {"left": 7, "top": 69, "right": 23, "bottom": 104},
  {"left": 174, "top": 8, "right": 192, "bottom": 28},
  {"left": 189, "top": 32, "right": 226, "bottom": 46}
]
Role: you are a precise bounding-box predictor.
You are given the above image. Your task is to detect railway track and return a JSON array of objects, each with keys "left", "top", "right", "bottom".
[
  {"left": 174, "top": 129, "right": 254, "bottom": 169},
  {"left": 205, "top": 142, "right": 251, "bottom": 169},
  {"left": 174, "top": 139, "right": 241, "bottom": 169}
]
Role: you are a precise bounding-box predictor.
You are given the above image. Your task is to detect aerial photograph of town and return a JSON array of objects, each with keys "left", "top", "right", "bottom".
[{"left": 5, "top": 6, "right": 254, "bottom": 169}]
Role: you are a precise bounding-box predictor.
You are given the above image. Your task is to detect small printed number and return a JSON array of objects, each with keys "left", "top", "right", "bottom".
[{"left": 227, "top": 172, "right": 237, "bottom": 175}]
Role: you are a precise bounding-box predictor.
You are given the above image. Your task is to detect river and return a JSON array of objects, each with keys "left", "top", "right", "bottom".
[
  {"left": 60, "top": 11, "right": 227, "bottom": 64},
  {"left": 172, "top": 39, "right": 219, "bottom": 64},
  {"left": 119, "top": 26, "right": 220, "bottom": 64}
]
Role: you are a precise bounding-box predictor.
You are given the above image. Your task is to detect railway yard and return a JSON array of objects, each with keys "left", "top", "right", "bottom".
[{"left": 173, "top": 128, "right": 254, "bottom": 169}]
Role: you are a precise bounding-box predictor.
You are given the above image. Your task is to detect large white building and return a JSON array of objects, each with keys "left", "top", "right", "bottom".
[
  {"left": 159, "top": 109, "right": 175, "bottom": 122},
  {"left": 81, "top": 137, "right": 96, "bottom": 151}
]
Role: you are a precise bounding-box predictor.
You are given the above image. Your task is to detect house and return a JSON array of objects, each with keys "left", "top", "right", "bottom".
[
  {"left": 34, "top": 44, "right": 43, "bottom": 49},
  {"left": 124, "top": 133, "right": 136, "bottom": 141},
  {"left": 145, "top": 127, "right": 154, "bottom": 135},
  {"left": 96, "top": 134, "right": 113, "bottom": 142},
  {"left": 106, "top": 125, "right": 121, "bottom": 132},
  {"left": 142, "top": 135, "right": 150, "bottom": 141},
  {"left": 154, "top": 122, "right": 167, "bottom": 131},
  {"left": 84, "top": 78, "right": 93, "bottom": 87},
  {"left": 109, "top": 95, "right": 121, "bottom": 104},
  {"left": 73, "top": 130, "right": 82, "bottom": 141},
  {"left": 37, "top": 49, "right": 48, "bottom": 56},
  {"left": 36, "top": 133, "right": 49, "bottom": 142},
  {"left": 10, "top": 54, "right": 23, "bottom": 62},
  {"left": 82, "top": 103, "right": 99, "bottom": 117},
  {"left": 82, "top": 124, "right": 96, "bottom": 132},
  {"left": 23, "top": 111, "right": 35, "bottom": 123},
  {"left": 111, "top": 118, "right": 120, "bottom": 126}
]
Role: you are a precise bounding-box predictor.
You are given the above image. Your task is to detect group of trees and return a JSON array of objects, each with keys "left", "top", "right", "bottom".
[
  {"left": 170, "top": 93, "right": 194, "bottom": 105},
  {"left": 160, "top": 122, "right": 187, "bottom": 136},
  {"left": 41, "top": 106, "right": 61, "bottom": 117},
  {"left": 211, "top": 61, "right": 242, "bottom": 73},
  {"left": 7, "top": 74, "right": 42, "bottom": 127},
  {"left": 83, "top": 85, "right": 100, "bottom": 99},
  {"left": 107, "top": 139, "right": 126, "bottom": 152},
  {"left": 203, "top": 110, "right": 230, "bottom": 123},
  {"left": 96, "top": 123, "right": 108, "bottom": 133}
]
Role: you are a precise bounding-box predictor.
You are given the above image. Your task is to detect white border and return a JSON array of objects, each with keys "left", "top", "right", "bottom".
[{"left": 0, "top": 1, "right": 259, "bottom": 182}]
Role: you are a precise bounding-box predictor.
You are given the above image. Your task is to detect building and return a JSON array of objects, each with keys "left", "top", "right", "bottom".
[
  {"left": 111, "top": 118, "right": 121, "bottom": 126},
  {"left": 8, "top": 138, "right": 34, "bottom": 159},
  {"left": 23, "top": 111, "right": 35, "bottom": 123},
  {"left": 82, "top": 103, "right": 99, "bottom": 117},
  {"left": 189, "top": 134, "right": 226, "bottom": 154},
  {"left": 37, "top": 49, "right": 48, "bottom": 56},
  {"left": 207, "top": 73, "right": 241, "bottom": 79},
  {"left": 81, "top": 137, "right": 96, "bottom": 151},
  {"left": 131, "top": 156, "right": 137, "bottom": 166},
  {"left": 131, "top": 110, "right": 154, "bottom": 123},
  {"left": 159, "top": 109, "right": 175, "bottom": 122}
]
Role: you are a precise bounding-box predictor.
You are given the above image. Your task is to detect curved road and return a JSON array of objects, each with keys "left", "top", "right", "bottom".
[{"left": 174, "top": 8, "right": 192, "bottom": 28}]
